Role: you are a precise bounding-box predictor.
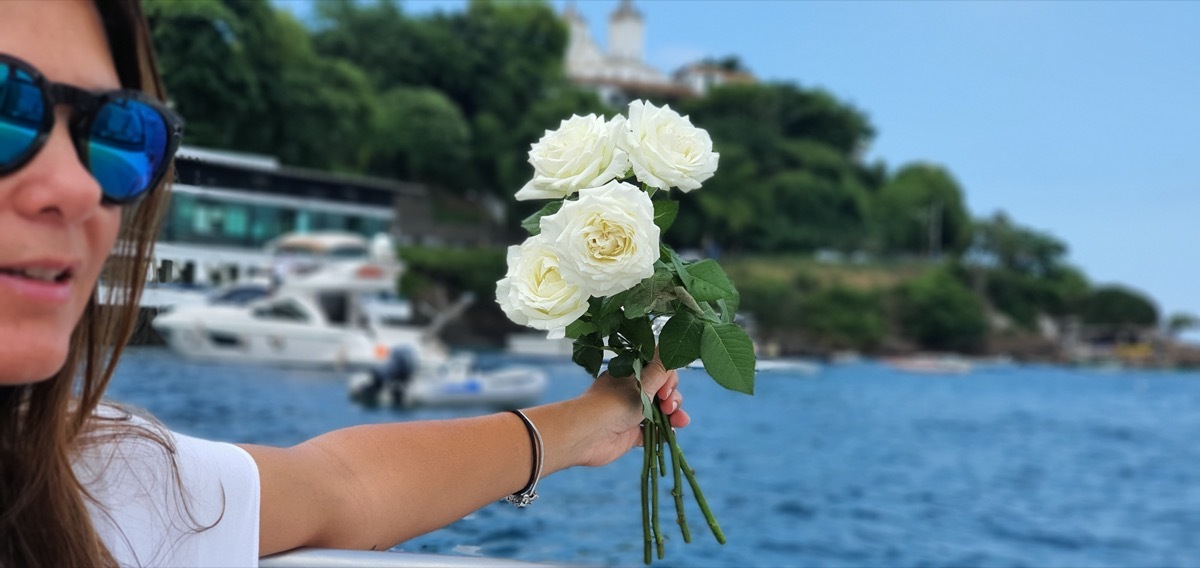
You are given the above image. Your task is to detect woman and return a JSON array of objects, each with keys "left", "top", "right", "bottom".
[{"left": 0, "top": 1, "right": 690, "bottom": 566}]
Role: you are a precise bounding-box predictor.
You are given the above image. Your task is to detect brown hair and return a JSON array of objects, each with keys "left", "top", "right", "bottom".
[{"left": 0, "top": 1, "right": 177, "bottom": 566}]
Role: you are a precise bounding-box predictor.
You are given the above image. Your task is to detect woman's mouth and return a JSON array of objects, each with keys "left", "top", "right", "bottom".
[
  {"left": 0, "top": 264, "right": 77, "bottom": 304},
  {"left": 0, "top": 266, "right": 73, "bottom": 283}
]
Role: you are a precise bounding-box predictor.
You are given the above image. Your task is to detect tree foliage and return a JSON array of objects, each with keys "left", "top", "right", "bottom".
[
  {"left": 1081, "top": 286, "right": 1159, "bottom": 330},
  {"left": 369, "top": 87, "right": 472, "bottom": 188},
  {"left": 874, "top": 163, "right": 973, "bottom": 258},
  {"left": 140, "top": 0, "right": 1163, "bottom": 355},
  {"left": 899, "top": 267, "right": 987, "bottom": 352},
  {"left": 146, "top": 0, "right": 378, "bottom": 171}
]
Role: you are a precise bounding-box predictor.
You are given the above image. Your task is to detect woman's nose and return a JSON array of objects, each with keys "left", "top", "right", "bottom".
[{"left": 7, "top": 107, "right": 105, "bottom": 224}]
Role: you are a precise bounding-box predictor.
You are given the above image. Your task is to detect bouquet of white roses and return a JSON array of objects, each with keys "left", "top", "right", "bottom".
[{"left": 496, "top": 100, "right": 755, "bottom": 564}]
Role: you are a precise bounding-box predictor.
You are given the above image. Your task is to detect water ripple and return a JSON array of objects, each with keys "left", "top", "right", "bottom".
[{"left": 107, "top": 350, "right": 1200, "bottom": 567}]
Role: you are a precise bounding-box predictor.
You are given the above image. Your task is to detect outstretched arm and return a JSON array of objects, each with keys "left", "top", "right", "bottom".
[{"left": 240, "top": 359, "right": 689, "bottom": 556}]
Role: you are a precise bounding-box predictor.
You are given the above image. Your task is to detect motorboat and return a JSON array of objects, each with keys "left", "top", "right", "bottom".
[
  {"left": 753, "top": 358, "right": 821, "bottom": 375},
  {"left": 504, "top": 332, "right": 574, "bottom": 359},
  {"left": 348, "top": 350, "right": 547, "bottom": 410},
  {"left": 885, "top": 354, "right": 973, "bottom": 375},
  {"left": 152, "top": 232, "right": 415, "bottom": 370},
  {"left": 685, "top": 357, "right": 821, "bottom": 375},
  {"left": 152, "top": 232, "right": 548, "bottom": 407}
]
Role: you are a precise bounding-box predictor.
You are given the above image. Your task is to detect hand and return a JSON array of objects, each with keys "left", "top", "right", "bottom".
[{"left": 574, "top": 356, "right": 691, "bottom": 468}]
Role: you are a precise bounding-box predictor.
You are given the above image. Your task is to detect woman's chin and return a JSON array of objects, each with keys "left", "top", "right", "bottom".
[{"left": 0, "top": 337, "right": 70, "bottom": 385}]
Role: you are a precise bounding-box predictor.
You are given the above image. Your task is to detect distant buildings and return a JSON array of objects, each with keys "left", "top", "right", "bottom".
[{"left": 562, "top": 0, "right": 755, "bottom": 106}]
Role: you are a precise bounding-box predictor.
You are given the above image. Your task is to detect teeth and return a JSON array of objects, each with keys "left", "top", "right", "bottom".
[{"left": 14, "top": 268, "right": 64, "bottom": 282}]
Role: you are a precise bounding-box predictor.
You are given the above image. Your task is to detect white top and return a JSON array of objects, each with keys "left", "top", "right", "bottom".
[{"left": 73, "top": 412, "right": 261, "bottom": 567}]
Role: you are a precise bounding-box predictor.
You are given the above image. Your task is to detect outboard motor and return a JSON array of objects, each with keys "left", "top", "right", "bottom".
[{"left": 348, "top": 347, "right": 417, "bottom": 407}]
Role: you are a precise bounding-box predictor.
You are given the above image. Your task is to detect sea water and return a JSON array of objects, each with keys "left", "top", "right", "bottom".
[{"left": 108, "top": 348, "right": 1200, "bottom": 567}]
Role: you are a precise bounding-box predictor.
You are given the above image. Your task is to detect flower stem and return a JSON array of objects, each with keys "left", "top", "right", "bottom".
[
  {"left": 679, "top": 451, "right": 726, "bottom": 545},
  {"left": 649, "top": 422, "right": 664, "bottom": 559},
  {"left": 657, "top": 404, "right": 691, "bottom": 543},
  {"left": 656, "top": 421, "right": 667, "bottom": 476},
  {"left": 641, "top": 426, "right": 652, "bottom": 565}
]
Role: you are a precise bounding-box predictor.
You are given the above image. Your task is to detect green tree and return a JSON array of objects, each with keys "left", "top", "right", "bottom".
[
  {"left": 1081, "top": 286, "right": 1159, "bottom": 331},
  {"left": 874, "top": 163, "right": 972, "bottom": 258},
  {"left": 147, "top": 0, "right": 379, "bottom": 171},
  {"left": 749, "top": 171, "right": 869, "bottom": 253},
  {"left": 144, "top": 0, "right": 261, "bottom": 149},
  {"left": 312, "top": 0, "right": 441, "bottom": 90},
  {"left": 672, "top": 82, "right": 876, "bottom": 252},
  {"left": 679, "top": 83, "right": 874, "bottom": 163},
  {"left": 1167, "top": 312, "right": 1199, "bottom": 339},
  {"left": 798, "top": 287, "right": 886, "bottom": 350},
  {"left": 313, "top": 0, "right": 573, "bottom": 197},
  {"left": 970, "top": 212, "right": 1067, "bottom": 276},
  {"left": 369, "top": 87, "right": 472, "bottom": 190},
  {"left": 899, "top": 268, "right": 987, "bottom": 352}
]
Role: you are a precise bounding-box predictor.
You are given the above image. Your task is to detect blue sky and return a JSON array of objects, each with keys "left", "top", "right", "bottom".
[{"left": 279, "top": 0, "right": 1200, "bottom": 330}]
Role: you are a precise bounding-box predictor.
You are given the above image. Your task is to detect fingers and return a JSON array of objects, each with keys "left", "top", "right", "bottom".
[
  {"left": 621, "top": 356, "right": 692, "bottom": 430},
  {"left": 654, "top": 368, "right": 679, "bottom": 401},
  {"left": 658, "top": 380, "right": 682, "bottom": 414},
  {"left": 669, "top": 408, "right": 691, "bottom": 429}
]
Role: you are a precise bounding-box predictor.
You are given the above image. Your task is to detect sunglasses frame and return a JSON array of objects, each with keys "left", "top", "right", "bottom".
[{"left": 0, "top": 52, "right": 184, "bottom": 205}]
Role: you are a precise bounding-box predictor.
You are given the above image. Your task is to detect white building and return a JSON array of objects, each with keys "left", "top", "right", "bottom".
[
  {"left": 563, "top": 1, "right": 755, "bottom": 104},
  {"left": 562, "top": 0, "right": 693, "bottom": 105}
]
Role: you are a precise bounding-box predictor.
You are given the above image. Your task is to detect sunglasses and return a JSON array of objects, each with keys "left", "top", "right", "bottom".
[{"left": 0, "top": 53, "right": 184, "bottom": 205}]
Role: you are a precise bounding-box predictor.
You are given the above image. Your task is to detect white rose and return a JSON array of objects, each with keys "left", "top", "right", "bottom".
[
  {"left": 496, "top": 236, "right": 590, "bottom": 339},
  {"left": 515, "top": 114, "right": 631, "bottom": 201},
  {"left": 540, "top": 180, "right": 660, "bottom": 297},
  {"left": 622, "top": 100, "right": 719, "bottom": 192}
]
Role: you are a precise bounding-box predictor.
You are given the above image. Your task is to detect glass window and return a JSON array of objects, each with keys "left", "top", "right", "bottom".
[
  {"left": 223, "top": 204, "right": 249, "bottom": 240},
  {"left": 252, "top": 300, "right": 310, "bottom": 322},
  {"left": 296, "top": 211, "right": 311, "bottom": 233},
  {"left": 250, "top": 204, "right": 282, "bottom": 247}
]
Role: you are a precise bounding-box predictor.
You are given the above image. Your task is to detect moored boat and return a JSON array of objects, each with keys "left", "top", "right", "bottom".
[
  {"left": 152, "top": 232, "right": 410, "bottom": 370},
  {"left": 885, "top": 354, "right": 973, "bottom": 375}
]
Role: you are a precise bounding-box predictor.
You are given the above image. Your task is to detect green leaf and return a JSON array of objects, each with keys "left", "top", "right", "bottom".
[
  {"left": 519, "top": 200, "right": 564, "bottom": 236},
  {"left": 717, "top": 289, "right": 740, "bottom": 324},
  {"left": 652, "top": 200, "right": 679, "bottom": 232},
  {"left": 587, "top": 296, "right": 624, "bottom": 336},
  {"left": 674, "top": 286, "right": 705, "bottom": 316},
  {"left": 607, "top": 330, "right": 626, "bottom": 352},
  {"left": 667, "top": 247, "right": 694, "bottom": 289},
  {"left": 620, "top": 316, "right": 656, "bottom": 361},
  {"left": 608, "top": 353, "right": 636, "bottom": 378},
  {"left": 640, "top": 391, "right": 655, "bottom": 422},
  {"left": 685, "top": 259, "right": 736, "bottom": 302},
  {"left": 597, "top": 290, "right": 628, "bottom": 317},
  {"left": 623, "top": 269, "right": 677, "bottom": 318},
  {"left": 658, "top": 311, "right": 704, "bottom": 370},
  {"left": 634, "top": 359, "right": 654, "bottom": 421},
  {"left": 565, "top": 319, "right": 597, "bottom": 339},
  {"left": 572, "top": 332, "right": 604, "bottom": 378},
  {"left": 700, "top": 323, "right": 756, "bottom": 395}
]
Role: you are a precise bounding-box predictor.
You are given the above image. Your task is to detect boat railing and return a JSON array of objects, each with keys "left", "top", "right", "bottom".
[{"left": 259, "top": 548, "right": 560, "bottom": 567}]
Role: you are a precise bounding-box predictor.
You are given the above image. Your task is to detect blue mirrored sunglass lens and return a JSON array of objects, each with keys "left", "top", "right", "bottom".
[
  {"left": 0, "top": 63, "right": 44, "bottom": 166},
  {"left": 87, "top": 98, "right": 169, "bottom": 201}
]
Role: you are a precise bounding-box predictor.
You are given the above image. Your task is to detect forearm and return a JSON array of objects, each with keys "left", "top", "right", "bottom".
[
  {"left": 282, "top": 398, "right": 598, "bottom": 551},
  {"left": 246, "top": 366, "right": 678, "bottom": 557}
]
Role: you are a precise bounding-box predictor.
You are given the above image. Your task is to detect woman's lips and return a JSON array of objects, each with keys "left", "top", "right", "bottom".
[{"left": 0, "top": 264, "right": 76, "bottom": 304}]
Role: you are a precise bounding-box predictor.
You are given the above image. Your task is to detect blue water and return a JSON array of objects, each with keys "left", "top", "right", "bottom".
[{"left": 107, "top": 348, "right": 1200, "bottom": 567}]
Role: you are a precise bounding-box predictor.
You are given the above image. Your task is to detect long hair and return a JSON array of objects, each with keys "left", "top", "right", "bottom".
[{"left": 0, "top": 1, "right": 176, "bottom": 566}]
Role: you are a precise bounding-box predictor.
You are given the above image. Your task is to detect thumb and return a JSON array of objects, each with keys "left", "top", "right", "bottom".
[{"left": 639, "top": 355, "right": 670, "bottom": 396}]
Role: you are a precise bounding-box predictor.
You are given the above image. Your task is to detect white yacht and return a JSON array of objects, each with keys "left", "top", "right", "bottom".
[
  {"left": 152, "top": 232, "right": 548, "bottom": 408},
  {"left": 151, "top": 232, "right": 411, "bottom": 370}
]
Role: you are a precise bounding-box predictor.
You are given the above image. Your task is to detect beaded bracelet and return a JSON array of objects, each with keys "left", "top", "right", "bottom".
[{"left": 504, "top": 409, "right": 543, "bottom": 508}]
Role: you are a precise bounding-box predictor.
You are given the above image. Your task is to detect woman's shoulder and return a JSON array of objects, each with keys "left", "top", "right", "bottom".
[{"left": 76, "top": 403, "right": 261, "bottom": 567}]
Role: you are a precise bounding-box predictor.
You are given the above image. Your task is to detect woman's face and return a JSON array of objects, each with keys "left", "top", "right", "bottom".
[{"left": 0, "top": 0, "right": 123, "bottom": 384}]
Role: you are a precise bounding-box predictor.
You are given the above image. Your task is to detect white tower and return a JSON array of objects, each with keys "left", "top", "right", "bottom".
[
  {"left": 608, "top": 0, "right": 644, "bottom": 62},
  {"left": 564, "top": 1, "right": 603, "bottom": 80}
]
